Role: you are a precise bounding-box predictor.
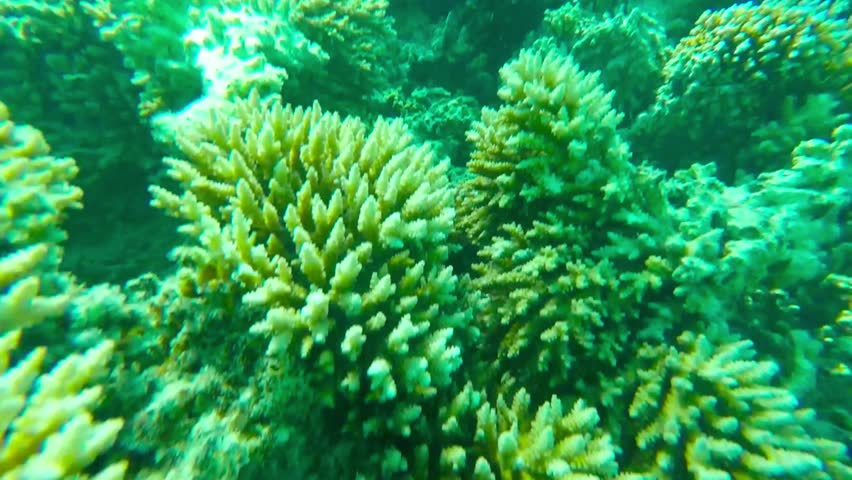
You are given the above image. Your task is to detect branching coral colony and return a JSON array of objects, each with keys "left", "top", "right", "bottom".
[
  {"left": 0, "top": 103, "right": 126, "bottom": 479},
  {"left": 0, "top": 0, "right": 850, "bottom": 478}
]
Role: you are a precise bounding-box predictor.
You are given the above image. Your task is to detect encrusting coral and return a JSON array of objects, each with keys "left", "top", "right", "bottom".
[
  {"left": 150, "top": 90, "right": 469, "bottom": 476},
  {"left": 0, "top": 101, "right": 126, "bottom": 479}
]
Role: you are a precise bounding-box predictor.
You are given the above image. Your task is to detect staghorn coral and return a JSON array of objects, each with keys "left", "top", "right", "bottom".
[
  {"left": 457, "top": 37, "right": 634, "bottom": 245},
  {"left": 1, "top": 0, "right": 173, "bottom": 284},
  {"left": 0, "top": 331, "right": 126, "bottom": 480},
  {"left": 150, "top": 91, "right": 469, "bottom": 476},
  {"left": 626, "top": 330, "right": 852, "bottom": 479},
  {"left": 0, "top": 101, "right": 81, "bottom": 251},
  {"left": 0, "top": 0, "right": 152, "bottom": 167},
  {"left": 0, "top": 101, "right": 81, "bottom": 329}
]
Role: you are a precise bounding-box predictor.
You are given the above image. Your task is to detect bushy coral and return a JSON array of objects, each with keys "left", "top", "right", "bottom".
[
  {"left": 438, "top": 383, "right": 641, "bottom": 480},
  {"left": 0, "top": 101, "right": 126, "bottom": 479},
  {"left": 285, "top": 0, "right": 404, "bottom": 112},
  {"left": 1, "top": 0, "right": 172, "bottom": 284},
  {"left": 543, "top": 3, "right": 669, "bottom": 121},
  {"left": 457, "top": 39, "right": 674, "bottom": 396},
  {"left": 458, "top": 37, "right": 634, "bottom": 244},
  {"left": 626, "top": 331, "right": 851, "bottom": 479},
  {"left": 0, "top": 0, "right": 151, "bottom": 166},
  {"left": 0, "top": 101, "right": 81, "bottom": 329},
  {"left": 150, "top": 91, "right": 469, "bottom": 476},
  {"left": 0, "top": 331, "right": 126, "bottom": 480},
  {"left": 0, "top": 103, "right": 82, "bottom": 253},
  {"left": 633, "top": 0, "right": 851, "bottom": 175},
  {"left": 82, "top": 0, "right": 203, "bottom": 117}
]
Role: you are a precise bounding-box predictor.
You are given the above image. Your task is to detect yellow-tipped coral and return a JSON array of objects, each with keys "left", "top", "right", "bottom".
[
  {"left": 150, "top": 91, "right": 468, "bottom": 476},
  {"left": 0, "top": 331, "right": 126, "bottom": 480},
  {"left": 438, "top": 383, "right": 643, "bottom": 480},
  {"left": 0, "top": 101, "right": 125, "bottom": 479},
  {"left": 456, "top": 39, "right": 673, "bottom": 396},
  {"left": 627, "top": 331, "right": 852, "bottom": 479},
  {"left": 633, "top": 0, "right": 850, "bottom": 173},
  {"left": 0, "top": 101, "right": 82, "bottom": 255},
  {"left": 0, "top": 100, "right": 80, "bottom": 331}
]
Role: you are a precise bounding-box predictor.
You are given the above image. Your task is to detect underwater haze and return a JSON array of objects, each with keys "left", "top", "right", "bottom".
[{"left": 1, "top": 0, "right": 851, "bottom": 478}]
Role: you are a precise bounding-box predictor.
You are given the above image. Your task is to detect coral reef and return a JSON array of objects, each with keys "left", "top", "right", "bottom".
[
  {"left": 633, "top": 0, "right": 851, "bottom": 177},
  {"left": 149, "top": 92, "right": 469, "bottom": 476},
  {"left": 627, "top": 331, "right": 851, "bottom": 479},
  {"left": 0, "top": 102, "right": 125, "bottom": 479},
  {"left": 1, "top": 0, "right": 850, "bottom": 478}
]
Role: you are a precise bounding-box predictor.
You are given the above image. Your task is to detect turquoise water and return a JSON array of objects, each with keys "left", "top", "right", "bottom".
[{"left": 0, "top": 0, "right": 850, "bottom": 478}]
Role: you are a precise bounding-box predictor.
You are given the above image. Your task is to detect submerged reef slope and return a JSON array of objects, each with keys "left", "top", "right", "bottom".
[{"left": 0, "top": 0, "right": 850, "bottom": 478}]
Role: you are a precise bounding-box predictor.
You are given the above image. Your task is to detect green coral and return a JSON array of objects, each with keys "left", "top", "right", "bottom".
[
  {"left": 0, "top": 101, "right": 126, "bottom": 479},
  {"left": 633, "top": 0, "right": 851, "bottom": 175},
  {"left": 627, "top": 331, "right": 851, "bottom": 479},
  {"left": 0, "top": 101, "right": 81, "bottom": 252},
  {"left": 438, "top": 383, "right": 642, "bottom": 480},
  {"left": 457, "top": 37, "right": 634, "bottom": 244},
  {"left": 0, "top": 101, "right": 81, "bottom": 329},
  {"left": 746, "top": 93, "right": 849, "bottom": 176},
  {"left": 285, "top": 0, "right": 403, "bottom": 111},
  {"left": 0, "top": 0, "right": 151, "bottom": 165},
  {"left": 543, "top": 3, "right": 669, "bottom": 121},
  {"left": 457, "top": 39, "right": 673, "bottom": 396},
  {"left": 820, "top": 274, "right": 852, "bottom": 377},
  {"left": 665, "top": 124, "right": 851, "bottom": 331},
  {"left": 150, "top": 91, "right": 468, "bottom": 476}
]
